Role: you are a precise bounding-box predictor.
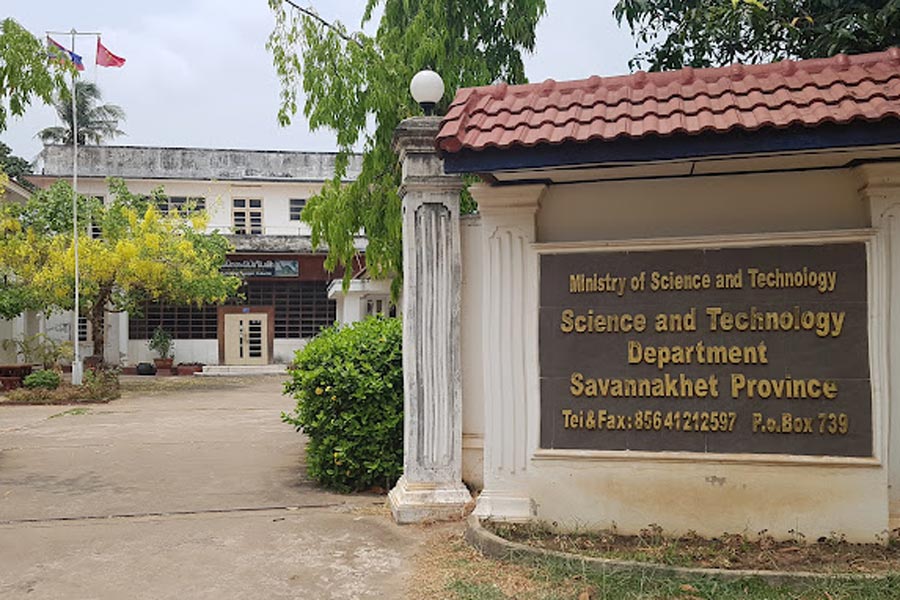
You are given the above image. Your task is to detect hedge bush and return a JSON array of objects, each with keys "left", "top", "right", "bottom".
[
  {"left": 23, "top": 370, "right": 61, "bottom": 390},
  {"left": 283, "top": 316, "right": 403, "bottom": 492}
]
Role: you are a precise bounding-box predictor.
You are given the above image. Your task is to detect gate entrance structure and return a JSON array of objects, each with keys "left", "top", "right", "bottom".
[{"left": 392, "top": 49, "right": 900, "bottom": 541}]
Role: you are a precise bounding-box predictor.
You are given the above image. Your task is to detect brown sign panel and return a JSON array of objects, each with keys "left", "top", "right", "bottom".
[{"left": 539, "top": 242, "right": 872, "bottom": 457}]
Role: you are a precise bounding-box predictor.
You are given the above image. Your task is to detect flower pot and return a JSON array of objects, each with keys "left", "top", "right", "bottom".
[
  {"left": 176, "top": 365, "right": 203, "bottom": 376},
  {"left": 153, "top": 358, "right": 173, "bottom": 370}
]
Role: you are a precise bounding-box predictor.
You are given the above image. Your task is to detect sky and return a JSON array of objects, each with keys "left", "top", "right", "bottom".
[{"left": 3, "top": 0, "right": 638, "bottom": 162}]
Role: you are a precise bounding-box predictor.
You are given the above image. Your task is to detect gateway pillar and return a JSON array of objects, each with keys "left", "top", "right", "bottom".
[{"left": 388, "top": 116, "right": 472, "bottom": 522}]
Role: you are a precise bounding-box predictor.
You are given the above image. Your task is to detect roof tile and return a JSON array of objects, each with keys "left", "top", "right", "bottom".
[{"left": 437, "top": 49, "right": 900, "bottom": 153}]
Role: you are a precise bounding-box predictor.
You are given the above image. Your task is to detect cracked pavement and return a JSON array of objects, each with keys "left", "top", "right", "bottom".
[{"left": 0, "top": 376, "right": 422, "bottom": 599}]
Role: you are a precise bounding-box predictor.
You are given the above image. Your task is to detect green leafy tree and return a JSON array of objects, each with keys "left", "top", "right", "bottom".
[
  {"left": 0, "top": 178, "right": 241, "bottom": 359},
  {"left": 614, "top": 0, "right": 900, "bottom": 71},
  {"left": 0, "top": 18, "right": 69, "bottom": 134},
  {"left": 267, "top": 0, "right": 546, "bottom": 291},
  {"left": 0, "top": 141, "right": 33, "bottom": 184},
  {"left": 38, "top": 80, "right": 125, "bottom": 145}
]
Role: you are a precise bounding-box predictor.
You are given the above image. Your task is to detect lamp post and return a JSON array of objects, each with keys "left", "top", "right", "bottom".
[{"left": 409, "top": 69, "right": 444, "bottom": 116}]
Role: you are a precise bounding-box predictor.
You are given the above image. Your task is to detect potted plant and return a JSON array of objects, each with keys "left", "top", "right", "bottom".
[
  {"left": 176, "top": 362, "right": 204, "bottom": 376},
  {"left": 148, "top": 327, "right": 174, "bottom": 370}
]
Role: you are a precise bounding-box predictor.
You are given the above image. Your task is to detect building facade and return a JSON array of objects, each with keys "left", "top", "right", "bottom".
[{"left": 24, "top": 145, "right": 384, "bottom": 367}]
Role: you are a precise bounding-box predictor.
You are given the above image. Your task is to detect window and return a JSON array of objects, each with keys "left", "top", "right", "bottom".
[
  {"left": 78, "top": 317, "right": 89, "bottom": 342},
  {"left": 156, "top": 196, "right": 206, "bottom": 215},
  {"left": 289, "top": 198, "right": 306, "bottom": 221},
  {"left": 129, "top": 281, "right": 336, "bottom": 341},
  {"left": 233, "top": 198, "right": 263, "bottom": 235},
  {"left": 240, "top": 280, "right": 335, "bottom": 338},
  {"left": 128, "top": 303, "right": 219, "bottom": 340},
  {"left": 365, "top": 296, "right": 396, "bottom": 318},
  {"left": 89, "top": 196, "right": 103, "bottom": 239}
]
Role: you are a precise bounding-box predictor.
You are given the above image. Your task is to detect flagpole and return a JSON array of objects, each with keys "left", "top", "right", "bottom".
[
  {"left": 46, "top": 29, "right": 118, "bottom": 383},
  {"left": 70, "top": 28, "right": 83, "bottom": 386}
]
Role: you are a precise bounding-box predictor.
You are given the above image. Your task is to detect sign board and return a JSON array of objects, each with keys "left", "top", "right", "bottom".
[
  {"left": 539, "top": 242, "right": 872, "bottom": 457},
  {"left": 222, "top": 259, "right": 299, "bottom": 278}
]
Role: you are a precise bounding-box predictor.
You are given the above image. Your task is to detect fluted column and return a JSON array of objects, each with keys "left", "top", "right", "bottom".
[
  {"left": 388, "top": 117, "right": 472, "bottom": 523},
  {"left": 470, "top": 183, "right": 546, "bottom": 520},
  {"left": 856, "top": 164, "right": 900, "bottom": 526}
]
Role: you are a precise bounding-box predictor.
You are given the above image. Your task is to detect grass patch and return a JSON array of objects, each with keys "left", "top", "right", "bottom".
[
  {"left": 486, "top": 521, "right": 900, "bottom": 574},
  {"left": 410, "top": 525, "right": 900, "bottom": 600},
  {"left": 446, "top": 580, "right": 508, "bottom": 600},
  {"left": 48, "top": 407, "right": 91, "bottom": 418}
]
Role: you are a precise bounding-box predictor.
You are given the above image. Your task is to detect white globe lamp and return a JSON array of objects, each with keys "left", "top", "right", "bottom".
[{"left": 410, "top": 69, "right": 444, "bottom": 116}]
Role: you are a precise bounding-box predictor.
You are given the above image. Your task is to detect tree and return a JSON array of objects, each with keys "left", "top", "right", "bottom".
[
  {"left": 0, "top": 172, "right": 42, "bottom": 319},
  {"left": 614, "top": 0, "right": 900, "bottom": 72},
  {"left": 0, "top": 141, "right": 33, "bottom": 187},
  {"left": 0, "top": 179, "right": 241, "bottom": 359},
  {"left": 267, "top": 0, "right": 546, "bottom": 292},
  {"left": 0, "top": 18, "right": 69, "bottom": 134},
  {"left": 38, "top": 80, "right": 125, "bottom": 145}
]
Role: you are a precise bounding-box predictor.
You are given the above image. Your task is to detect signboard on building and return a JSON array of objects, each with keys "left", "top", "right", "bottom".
[
  {"left": 539, "top": 242, "right": 872, "bottom": 457},
  {"left": 222, "top": 259, "right": 299, "bottom": 278}
]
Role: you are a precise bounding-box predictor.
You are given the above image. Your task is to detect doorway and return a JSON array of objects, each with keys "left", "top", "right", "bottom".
[{"left": 218, "top": 306, "right": 275, "bottom": 365}]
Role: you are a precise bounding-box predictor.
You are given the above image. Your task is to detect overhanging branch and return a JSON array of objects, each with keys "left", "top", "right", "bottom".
[{"left": 280, "top": 0, "right": 365, "bottom": 49}]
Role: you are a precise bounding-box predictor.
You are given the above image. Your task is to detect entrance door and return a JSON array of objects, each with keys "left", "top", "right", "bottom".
[{"left": 223, "top": 313, "right": 269, "bottom": 365}]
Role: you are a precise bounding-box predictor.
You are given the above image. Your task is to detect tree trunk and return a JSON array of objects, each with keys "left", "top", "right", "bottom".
[{"left": 90, "top": 298, "right": 107, "bottom": 361}]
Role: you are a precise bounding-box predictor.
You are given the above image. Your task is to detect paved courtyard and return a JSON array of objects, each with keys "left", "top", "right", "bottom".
[{"left": 0, "top": 376, "right": 429, "bottom": 599}]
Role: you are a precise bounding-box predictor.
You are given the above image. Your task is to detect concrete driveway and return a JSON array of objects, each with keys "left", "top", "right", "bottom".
[{"left": 0, "top": 376, "right": 426, "bottom": 599}]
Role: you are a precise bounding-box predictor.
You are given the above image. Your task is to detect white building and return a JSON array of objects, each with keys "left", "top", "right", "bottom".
[{"left": 14, "top": 144, "right": 388, "bottom": 367}]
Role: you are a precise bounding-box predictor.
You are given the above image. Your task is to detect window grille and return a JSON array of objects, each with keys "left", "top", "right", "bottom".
[
  {"left": 233, "top": 198, "right": 263, "bottom": 234},
  {"left": 156, "top": 196, "right": 206, "bottom": 215},
  {"left": 240, "top": 280, "right": 335, "bottom": 338},
  {"left": 289, "top": 198, "right": 306, "bottom": 221},
  {"left": 128, "top": 281, "right": 336, "bottom": 340},
  {"left": 128, "top": 303, "right": 219, "bottom": 340}
]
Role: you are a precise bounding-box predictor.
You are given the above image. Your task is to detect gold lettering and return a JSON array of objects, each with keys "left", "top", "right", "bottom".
[{"left": 569, "top": 372, "right": 584, "bottom": 397}]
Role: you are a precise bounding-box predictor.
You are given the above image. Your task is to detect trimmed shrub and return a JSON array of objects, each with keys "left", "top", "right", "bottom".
[
  {"left": 283, "top": 316, "right": 402, "bottom": 492},
  {"left": 23, "top": 370, "right": 61, "bottom": 390}
]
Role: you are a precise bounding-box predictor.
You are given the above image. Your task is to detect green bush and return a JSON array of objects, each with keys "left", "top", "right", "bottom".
[
  {"left": 283, "top": 316, "right": 403, "bottom": 492},
  {"left": 23, "top": 370, "right": 61, "bottom": 390}
]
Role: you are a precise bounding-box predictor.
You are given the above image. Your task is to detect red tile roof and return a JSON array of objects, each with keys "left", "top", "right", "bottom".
[{"left": 437, "top": 49, "right": 900, "bottom": 154}]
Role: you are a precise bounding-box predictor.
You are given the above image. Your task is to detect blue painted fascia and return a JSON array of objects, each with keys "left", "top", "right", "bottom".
[{"left": 441, "top": 120, "right": 900, "bottom": 175}]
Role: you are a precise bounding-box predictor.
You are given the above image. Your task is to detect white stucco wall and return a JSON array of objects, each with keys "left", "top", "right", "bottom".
[
  {"left": 127, "top": 338, "right": 310, "bottom": 366},
  {"left": 0, "top": 319, "right": 16, "bottom": 363},
  {"left": 538, "top": 169, "right": 866, "bottom": 243},
  {"left": 461, "top": 215, "right": 485, "bottom": 489},
  {"left": 328, "top": 279, "right": 393, "bottom": 327},
  {"left": 69, "top": 177, "right": 323, "bottom": 236}
]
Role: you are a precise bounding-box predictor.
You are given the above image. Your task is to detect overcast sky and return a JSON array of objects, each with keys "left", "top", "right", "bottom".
[{"left": 3, "top": 1, "right": 637, "bottom": 161}]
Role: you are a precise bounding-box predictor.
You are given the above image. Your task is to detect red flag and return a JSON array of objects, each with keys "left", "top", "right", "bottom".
[{"left": 96, "top": 38, "right": 126, "bottom": 68}]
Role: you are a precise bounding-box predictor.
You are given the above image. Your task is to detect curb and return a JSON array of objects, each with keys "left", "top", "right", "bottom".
[{"left": 464, "top": 515, "right": 887, "bottom": 585}]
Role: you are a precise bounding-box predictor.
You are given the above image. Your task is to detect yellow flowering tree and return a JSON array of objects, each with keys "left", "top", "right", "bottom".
[
  {"left": 0, "top": 171, "right": 43, "bottom": 319},
  {"left": 0, "top": 178, "right": 241, "bottom": 359}
]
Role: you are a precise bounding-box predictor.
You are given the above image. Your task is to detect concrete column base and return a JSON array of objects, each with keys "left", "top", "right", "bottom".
[
  {"left": 388, "top": 475, "right": 472, "bottom": 524},
  {"left": 473, "top": 489, "right": 535, "bottom": 522}
]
